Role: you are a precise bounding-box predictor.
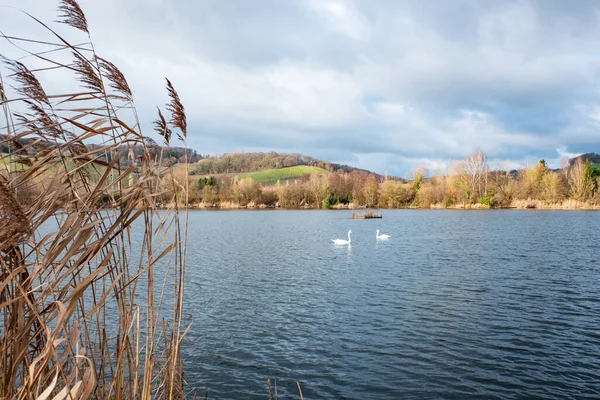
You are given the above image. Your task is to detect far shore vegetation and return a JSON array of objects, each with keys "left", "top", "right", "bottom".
[
  {"left": 5, "top": 147, "right": 600, "bottom": 211},
  {"left": 184, "top": 151, "right": 600, "bottom": 210}
]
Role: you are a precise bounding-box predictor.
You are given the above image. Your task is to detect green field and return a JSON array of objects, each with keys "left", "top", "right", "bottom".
[
  {"left": 0, "top": 154, "right": 28, "bottom": 172},
  {"left": 1, "top": 153, "right": 111, "bottom": 178},
  {"left": 236, "top": 166, "right": 329, "bottom": 184}
]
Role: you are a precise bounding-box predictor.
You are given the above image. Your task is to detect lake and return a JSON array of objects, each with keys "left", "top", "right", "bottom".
[{"left": 180, "top": 210, "right": 600, "bottom": 399}]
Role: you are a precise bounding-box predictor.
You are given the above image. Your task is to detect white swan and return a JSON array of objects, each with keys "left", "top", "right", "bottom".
[
  {"left": 332, "top": 230, "right": 352, "bottom": 245},
  {"left": 376, "top": 229, "right": 391, "bottom": 241}
]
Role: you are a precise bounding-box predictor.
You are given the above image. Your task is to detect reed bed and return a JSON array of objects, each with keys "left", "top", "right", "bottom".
[
  {"left": 0, "top": 1, "right": 191, "bottom": 398},
  {"left": 351, "top": 211, "right": 382, "bottom": 219}
]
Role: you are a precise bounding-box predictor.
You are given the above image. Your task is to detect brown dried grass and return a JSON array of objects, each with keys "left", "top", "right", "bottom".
[
  {"left": 0, "top": 178, "right": 31, "bottom": 251},
  {"left": 1, "top": 1, "right": 191, "bottom": 398}
]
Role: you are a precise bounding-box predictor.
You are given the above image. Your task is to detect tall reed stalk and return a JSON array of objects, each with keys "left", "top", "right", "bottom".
[{"left": 0, "top": 1, "right": 190, "bottom": 397}]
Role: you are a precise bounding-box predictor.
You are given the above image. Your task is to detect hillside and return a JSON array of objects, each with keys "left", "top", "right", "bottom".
[
  {"left": 0, "top": 135, "right": 202, "bottom": 166},
  {"left": 569, "top": 153, "right": 600, "bottom": 166},
  {"left": 2, "top": 139, "right": 383, "bottom": 180},
  {"left": 191, "top": 151, "right": 383, "bottom": 178},
  {"left": 236, "top": 166, "right": 329, "bottom": 184}
]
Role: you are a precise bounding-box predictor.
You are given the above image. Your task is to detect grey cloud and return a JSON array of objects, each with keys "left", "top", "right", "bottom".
[{"left": 2, "top": 0, "right": 600, "bottom": 175}]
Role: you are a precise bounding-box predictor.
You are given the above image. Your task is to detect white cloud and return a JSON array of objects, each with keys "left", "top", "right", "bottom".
[
  {"left": 1, "top": 0, "right": 599, "bottom": 175},
  {"left": 556, "top": 146, "right": 581, "bottom": 161},
  {"left": 123, "top": 54, "right": 364, "bottom": 129},
  {"left": 307, "top": 0, "right": 371, "bottom": 40},
  {"left": 581, "top": 104, "right": 600, "bottom": 125}
]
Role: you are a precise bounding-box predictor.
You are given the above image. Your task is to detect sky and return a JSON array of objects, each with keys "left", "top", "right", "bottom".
[{"left": 2, "top": 0, "right": 600, "bottom": 176}]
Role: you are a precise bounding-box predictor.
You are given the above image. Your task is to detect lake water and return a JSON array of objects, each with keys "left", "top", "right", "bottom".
[{"left": 181, "top": 210, "right": 600, "bottom": 399}]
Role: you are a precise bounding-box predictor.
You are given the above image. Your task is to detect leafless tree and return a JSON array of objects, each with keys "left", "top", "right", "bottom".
[
  {"left": 362, "top": 175, "right": 379, "bottom": 207},
  {"left": 560, "top": 156, "right": 570, "bottom": 182},
  {"left": 306, "top": 174, "right": 329, "bottom": 208},
  {"left": 459, "top": 150, "right": 489, "bottom": 201},
  {"left": 569, "top": 158, "right": 594, "bottom": 200}
]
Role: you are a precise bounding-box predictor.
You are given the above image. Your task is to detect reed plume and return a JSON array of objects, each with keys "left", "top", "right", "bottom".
[
  {"left": 57, "top": 0, "right": 89, "bottom": 33},
  {"left": 97, "top": 56, "right": 133, "bottom": 101},
  {"left": 2, "top": 57, "right": 49, "bottom": 105},
  {"left": 166, "top": 78, "right": 187, "bottom": 140},
  {"left": 72, "top": 51, "right": 104, "bottom": 93},
  {"left": 1, "top": 2, "right": 191, "bottom": 398},
  {"left": 143, "top": 136, "right": 161, "bottom": 151},
  {"left": 15, "top": 100, "right": 63, "bottom": 138},
  {"left": 153, "top": 107, "right": 172, "bottom": 146}
]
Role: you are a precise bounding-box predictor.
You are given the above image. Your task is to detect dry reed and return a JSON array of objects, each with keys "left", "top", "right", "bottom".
[
  {"left": 1, "top": 1, "right": 191, "bottom": 398},
  {"left": 0, "top": 178, "right": 31, "bottom": 251},
  {"left": 351, "top": 210, "right": 382, "bottom": 219}
]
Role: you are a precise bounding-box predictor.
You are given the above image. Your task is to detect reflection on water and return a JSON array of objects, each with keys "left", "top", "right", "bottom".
[
  {"left": 178, "top": 210, "right": 600, "bottom": 399},
  {"left": 346, "top": 243, "right": 353, "bottom": 263}
]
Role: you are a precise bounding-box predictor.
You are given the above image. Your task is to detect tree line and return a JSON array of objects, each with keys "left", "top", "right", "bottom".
[
  {"left": 0, "top": 135, "right": 202, "bottom": 166},
  {"left": 161, "top": 151, "right": 600, "bottom": 209},
  {"left": 191, "top": 151, "right": 384, "bottom": 177}
]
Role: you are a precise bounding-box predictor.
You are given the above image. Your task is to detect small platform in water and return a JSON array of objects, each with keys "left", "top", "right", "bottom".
[{"left": 352, "top": 211, "right": 382, "bottom": 219}]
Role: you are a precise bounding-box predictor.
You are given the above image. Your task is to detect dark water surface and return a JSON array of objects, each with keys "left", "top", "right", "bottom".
[{"left": 181, "top": 210, "right": 600, "bottom": 399}]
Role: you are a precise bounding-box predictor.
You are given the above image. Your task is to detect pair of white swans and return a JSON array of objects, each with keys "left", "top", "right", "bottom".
[{"left": 331, "top": 230, "right": 391, "bottom": 245}]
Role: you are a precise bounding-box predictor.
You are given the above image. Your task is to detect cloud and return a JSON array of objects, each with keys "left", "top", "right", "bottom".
[
  {"left": 1, "top": 0, "right": 599, "bottom": 175},
  {"left": 307, "top": 0, "right": 371, "bottom": 40}
]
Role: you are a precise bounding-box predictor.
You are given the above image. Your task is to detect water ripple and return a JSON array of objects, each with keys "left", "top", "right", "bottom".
[{"left": 181, "top": 210, "right": 600, "bottom": 399}]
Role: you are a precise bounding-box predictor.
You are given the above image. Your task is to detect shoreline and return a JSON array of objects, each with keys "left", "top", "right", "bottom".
[{"left": 154, "top": 203, "right": 600, "bottom": 211}]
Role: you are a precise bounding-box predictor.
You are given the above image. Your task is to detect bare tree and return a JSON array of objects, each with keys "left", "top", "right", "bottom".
[
  {"left": 306, "top": 174, "right": 329, "bottom": 208},
  {"left": 362, "top": 175, "right": 379, "bottom": 208},
  {"left": 460, "top": 150, "right": 489, "bottom": 201},
  {"left": 560, "top": 156, "right": 570, "bottom": 182},
  {"left": 540, "top": 171, "right": 566, "bottom": 202},
  {"left": 569, "top": 158, "right": 594, "bottom": 200}
]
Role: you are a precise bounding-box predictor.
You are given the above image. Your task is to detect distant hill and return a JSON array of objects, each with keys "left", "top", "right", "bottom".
[
  {"left": 191, "top": 151, "right": 386, "bottom": 179},
  {"left": 569, "top": 153, "right": 600, "bottom": 166},
  {"left": 1, "top": 138, "right": 384, "bottom": 179},
  {"left": 0, "top": 134, "right": 202, "bottom": 166}
]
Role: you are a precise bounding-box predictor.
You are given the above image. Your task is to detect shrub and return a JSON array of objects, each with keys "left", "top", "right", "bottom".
[
  {"left": 379, "top": 180, "right": 413, "bottom": 208},
  {"left": 276, "top": 183, "right": 306, "bottom": 208},
  {"left": 257, "top": 188, "right": 278, "bottom": 206},
  {"left": 415, "top": 181, "right": 447, "bottom": 207}
]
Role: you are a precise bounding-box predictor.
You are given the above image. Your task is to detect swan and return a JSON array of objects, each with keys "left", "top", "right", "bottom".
[
  {"left": 332, "top": 230, "right": 352, "bottom": 245},
  {"left": 376, "top": 229, "right": 391, "bottom": 241}
]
